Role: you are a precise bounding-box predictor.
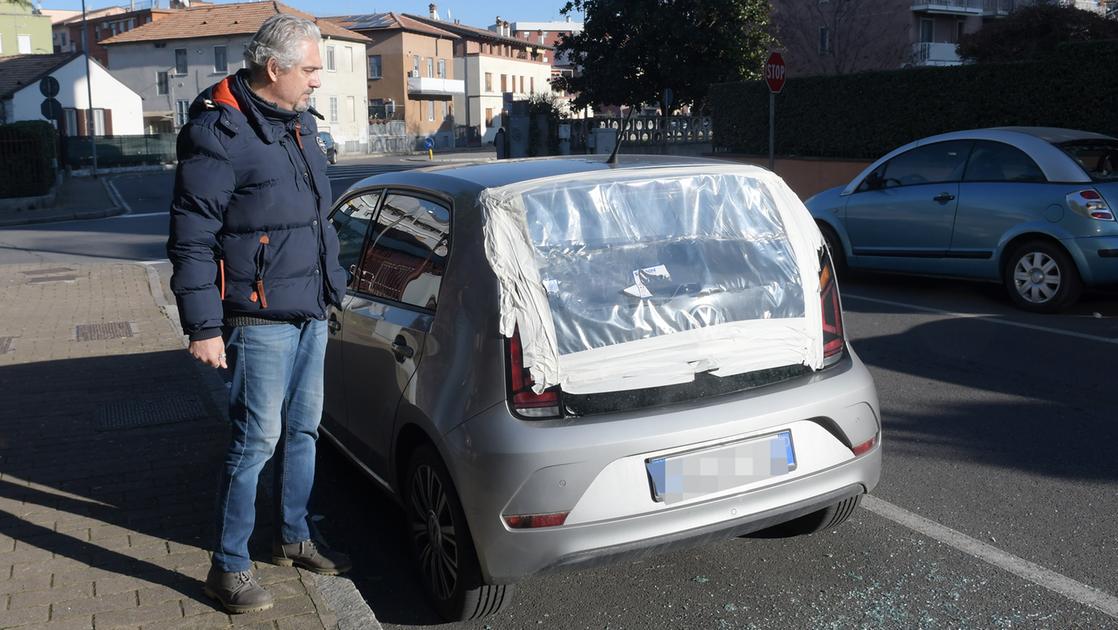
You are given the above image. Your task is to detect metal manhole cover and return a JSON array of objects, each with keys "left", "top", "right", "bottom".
[
  {"left": 0, "top": 337, "right": 12, "bottom": 354},
  {"left": 28, "top": 275, "right": 79, "bottom": 284},
  {"left": 22, "top": 267, "right": 74, "bottom": 275},
  {"left": 94, "top": 394, "right": 208, "bottom": 431},
  {"left": 76, "top": 322, "right": 133, "bottom": 341}
]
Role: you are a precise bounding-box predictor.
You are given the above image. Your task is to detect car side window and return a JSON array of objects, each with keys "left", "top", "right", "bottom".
[
  {"left": 874, "top": 141, "right": 973, "bottom": 189},
  {"left": 856, "top": 164, "right": 888, "bottom": 192},
  {"left": 963, "top": 141, "right": 1045, "bottom": 183},
  {"left": 330, "top": 191, "right": 381, "bottom": 287},
  {"left": 354, "top": 193, "right": 451, "bottom": 311}
]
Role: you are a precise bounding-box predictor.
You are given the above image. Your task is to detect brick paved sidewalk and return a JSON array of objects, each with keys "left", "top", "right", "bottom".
[{"left": 0, "top": 263, "right": 342, "bottom": 630}]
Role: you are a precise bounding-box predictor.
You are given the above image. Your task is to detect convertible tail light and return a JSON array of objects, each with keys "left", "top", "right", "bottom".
[
  {"left": 507, "top": 328, "right": 562, "bottom": 419},
  {"left": 820, "top": 250, "right": 845, "bottom": 368},
  {"left": 851, "top": 435, "right": 878, "bottom": 456},
  {"left": 1067, "top": 189, "right": 1115, "bottom": 221}
]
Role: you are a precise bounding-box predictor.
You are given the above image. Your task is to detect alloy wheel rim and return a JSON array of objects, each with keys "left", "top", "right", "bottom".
[
  {"left": 410, "top": 464, "right": 459, "bottom": 600},
  {"left": 1013, "top": 251, "right": 1061, "bottom": 304}
]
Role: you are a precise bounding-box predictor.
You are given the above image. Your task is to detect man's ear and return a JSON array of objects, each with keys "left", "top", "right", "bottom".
[{"left": 266, "top": 58, "right": 281, "bottom": 82}]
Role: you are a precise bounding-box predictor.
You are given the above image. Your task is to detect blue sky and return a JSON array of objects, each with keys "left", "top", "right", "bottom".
[{"left": 44, "top": 1, "right": 583, "bottom": 28}]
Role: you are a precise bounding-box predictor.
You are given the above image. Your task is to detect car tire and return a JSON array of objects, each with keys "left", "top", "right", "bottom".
[
  {"left": 328, "top": 151, "right": 337, "bottom": 165},
  {"left": 1003, "top": 240, "right": 1082, "bottom": 313},
  {"left": 404, "top": 445, "right": 512, "bottom": 621},
  {"left": 817, "top": 222, "right": 847, "bottom": 277},
  {"left": 745, "top": 494, "right": 862, "bottom": 538}
]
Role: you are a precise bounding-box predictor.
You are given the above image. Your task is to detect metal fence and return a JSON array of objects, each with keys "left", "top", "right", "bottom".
[
  {"left": 0, "top": 126, "right": 55, "bottom": 198},
  {"left": 60, "top": 134, "right": 177, "bottom": 169},
  {"left": 368, "top": 121, "right": 415, "bottom": 154}
]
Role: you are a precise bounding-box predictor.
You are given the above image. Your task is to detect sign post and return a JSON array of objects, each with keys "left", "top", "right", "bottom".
[{"left": 764, "top": 51, "right": 786, "bottom": 172}]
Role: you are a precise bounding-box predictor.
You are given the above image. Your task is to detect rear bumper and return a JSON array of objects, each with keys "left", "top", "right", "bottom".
[{"left": 441, "top": 350, "right": 882, "bottom": 584}]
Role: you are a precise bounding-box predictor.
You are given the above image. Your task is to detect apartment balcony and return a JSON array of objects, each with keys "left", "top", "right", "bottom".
[
  {"left": 911, "top": 0, "right": 984, "bottom": 15},
  {"left": 407, "top": 77, "right": 465, "bottom": 96},
  {"left": 912, "top": 42, "right": 963, "bottom": 66}
]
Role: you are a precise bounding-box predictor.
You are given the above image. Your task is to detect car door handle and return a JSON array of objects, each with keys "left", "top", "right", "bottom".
[
  {"left": 328, "top": 313, "right": 341, "bottom": 334},
  {"left": 933, "top": 192, "right": 956, "bottom": 203},
  {"left": 391, "top": 335, "right": 415, "bottom": 362}
]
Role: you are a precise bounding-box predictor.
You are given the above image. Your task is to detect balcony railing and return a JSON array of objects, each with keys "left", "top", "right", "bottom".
[
  {"left": 912, "top": 42, "right": 963, "bottom": 66},
  {"left": 911, "top": 0, "right": 984, "bottom": 14},
  {"left": 406, "top": 77, "right": 465, "bottom": 96}
]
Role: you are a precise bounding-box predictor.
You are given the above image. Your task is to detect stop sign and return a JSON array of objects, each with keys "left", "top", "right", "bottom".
[{"left": 764, "top": 51, "right": 786, "bottom": 94}]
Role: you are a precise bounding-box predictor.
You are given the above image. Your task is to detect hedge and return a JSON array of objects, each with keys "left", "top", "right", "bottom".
[
  {"left": 710, "top": 40, "right": 1118, "bottom": 160},
  {"left": 0, "top": 121, "right": 57, "bottom": 198}
]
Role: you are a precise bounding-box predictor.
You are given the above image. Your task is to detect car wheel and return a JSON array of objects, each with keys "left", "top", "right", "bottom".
[
  {"left": 328, "top": 151, "right": 337, "bottom": 165},
  {"left": 1003, "top": 240, "right": 1082, "bottom": 313},
  {"left": 746, "top": 495, "right": 862, "bottom": 538},
  {"left": 817, "top": 222, "right": 847, "bottom": 276},
  {"left": 404, "top": 445, "right": 512, "bottom": 621}
]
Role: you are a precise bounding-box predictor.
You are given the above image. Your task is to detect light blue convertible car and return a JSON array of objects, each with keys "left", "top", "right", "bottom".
[{"left": 805, "top": 127, "right": 1118, "bottom": 312}]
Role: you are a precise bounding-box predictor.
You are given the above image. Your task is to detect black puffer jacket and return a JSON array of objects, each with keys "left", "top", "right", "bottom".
[{"left": 167, "top": 69, "right": 345, "bottom": 340}]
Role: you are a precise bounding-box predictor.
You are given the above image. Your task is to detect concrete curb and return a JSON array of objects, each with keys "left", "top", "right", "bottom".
[
  {"left": 68, "top": 163, "right": 176, "bottom": 177},
  {"left": 0, "top": 204, "right": 125, "bottom": 228}
]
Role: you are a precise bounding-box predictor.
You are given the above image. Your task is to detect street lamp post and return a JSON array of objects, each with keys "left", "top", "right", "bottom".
[{"left": 81, "top": 0, "right": 98, "bottom": 176}]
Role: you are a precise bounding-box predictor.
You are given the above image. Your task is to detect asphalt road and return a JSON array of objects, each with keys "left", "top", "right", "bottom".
[{"left": 3, "top": 165, "right": 1116, "bottom": 628}]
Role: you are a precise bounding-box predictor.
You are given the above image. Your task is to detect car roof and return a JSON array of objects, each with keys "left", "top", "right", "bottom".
[
  {"left": 346, "top": 154, "right": 736, "bottom": 196},
  {"left": 840, "top": 126, "right": 1112, "bottom": 194}
]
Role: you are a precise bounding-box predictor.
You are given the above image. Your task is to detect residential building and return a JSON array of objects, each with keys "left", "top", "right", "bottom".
[
  {"left": 772, "top": 0, "right": 1115, "bottom": 76},
  {"left": 408, "top": 9, "right": 555, "bottom": 143},
  {"left": 51, "top": 4, "right": 177, "bottom": 66},
  {"left": 324, "top": 12, "right": 462, "bottom": 148},
  {"left": 101, "top": 1, "right": 371, "bottom": 154},
  {"left": 503, "top": 18, "right": 583, "bottom": 114},
  {"left": 0, "top": 52, "right": 143, "bottom": 135},
  {"left": 0, "top": 0, "right": 52, "bottom": 57}
]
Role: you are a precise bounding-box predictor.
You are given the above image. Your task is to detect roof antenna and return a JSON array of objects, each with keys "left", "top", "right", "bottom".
[{"left": 606, "top": 106, "right": 633, "bottom": 165}]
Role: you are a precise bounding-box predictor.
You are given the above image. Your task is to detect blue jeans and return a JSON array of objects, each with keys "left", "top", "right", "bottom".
[{"left": 212, "top": 319, "right": 326, "bottom": 572}]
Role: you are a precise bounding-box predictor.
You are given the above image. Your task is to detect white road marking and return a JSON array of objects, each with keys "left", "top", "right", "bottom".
[
  {"left": 863, "top": 496, "right": 1118, "bottom": 619},
  {"left": 105, "top": 211, "right": 169, "bottom": 219},
  {"left": 844, "top": 293, "right": 1118, "bottom": 344}
]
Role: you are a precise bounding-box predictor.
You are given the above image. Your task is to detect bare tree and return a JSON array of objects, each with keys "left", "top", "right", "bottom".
[{"left": 769, "top": 0, "right": 912, "bottom": 76}]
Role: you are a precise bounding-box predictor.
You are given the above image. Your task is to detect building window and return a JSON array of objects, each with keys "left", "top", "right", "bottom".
[
  {"left": 485, "top": 107, "right": 493, "bottom": 126},
  {"left": 157, "top": 71, "right": 169, "bottom": 95},
  {"left": 426, "top": 57, "right": 434, "bottom": 77},
  {"left": 956, "top": 20, "right": 965, "bottom": 42},
  {"left": 175, "top": 99, "right": 189, "bottom": 127},
  {"left": 326, "top": 45, "right": 336, "bottom": 71},
  {"left": 92, "top": 109, "right": 106, "bottom": 136},
  {"left": 344, "top": 46, "right": 352, "bottom": 72},
  {"left": 519, "top": 76, "right": 525, "bottom": 93},
  {"left": 309, "top": 95, "right": 317, "bottom": 111},
  {"left": 484, "top": 72, "right": 492, "bottom": 92},
  {"left": 174, "top": 48, "right": 187, "bottom": 74},
  {"left": 369, "top": 55, "right": 381, "bottom": 79},
  {"left": 530, "top": 76, "right": 535, "bottom": 94},
  {"left": 427, "top": 100, "right": 434, "bottom": 122},
  {"left": 920, "top": 18, "right": 934, "bottom": 43},
  {"left": 348, "top": 96, "right": 355, "bottom": 121},
  {"left": 437, "top": 58, "right": 445, "bottom": 78},
  {"left": 63, "top": 108, "right": 78, "bottom": 136},
  {"left": 818, "top": 26, "right": 832, "bottom": 54},
  {"left": 412, "top": 55, "right": 420, "bottom": 76},
  {"left": 330, "top": 97, "right": 338, "bottom": 123},
  {"left": 213, "top": 46, "right": 227, "bottom": 73},
  {"left": 500, "top": 74, "right": 507, "bottom": 92},
  {"left": 18, "top": 34, "right": 31, "bottom": 54},
  {"left": 440, "top": 100, "right": 447, "bottom": 120}
]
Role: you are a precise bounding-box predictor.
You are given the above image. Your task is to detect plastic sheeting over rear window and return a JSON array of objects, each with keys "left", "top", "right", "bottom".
[{"left": 481, "top": 165, "right": 825, "bottom": 395}]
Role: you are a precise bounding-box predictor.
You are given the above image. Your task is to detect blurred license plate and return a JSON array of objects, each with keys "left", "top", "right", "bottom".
[{"left": 646, "top": 431, "right": 796, "bottom": 505}]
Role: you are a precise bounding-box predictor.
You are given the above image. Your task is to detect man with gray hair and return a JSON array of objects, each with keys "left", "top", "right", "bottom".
[{"left": 167, "top": 13, "right": 350, "bottom": 614}]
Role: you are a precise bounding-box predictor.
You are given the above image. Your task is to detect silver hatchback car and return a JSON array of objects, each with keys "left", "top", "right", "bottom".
[{"left": 321, "top": 156, "right": 881, "bottom": 620}]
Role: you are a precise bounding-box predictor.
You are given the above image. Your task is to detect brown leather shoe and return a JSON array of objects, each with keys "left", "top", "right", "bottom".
[
  {"left": 272, "top": 539, "right": 352, "bottom": 575},
  {"left": 203, "top": 566, "right": 274, "bottom": 614}
]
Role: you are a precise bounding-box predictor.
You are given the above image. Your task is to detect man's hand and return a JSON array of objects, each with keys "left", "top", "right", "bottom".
[{"left": 189, "top": 336, "right": 227, "bottom": 369}]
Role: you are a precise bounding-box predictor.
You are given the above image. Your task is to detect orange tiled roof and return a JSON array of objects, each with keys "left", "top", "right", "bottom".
[
  {"left": 324, "top": 12, "right": 459, "bottom": 39},
  {"left": 100, "top": 1, "right": 371, "bottom": 46}
]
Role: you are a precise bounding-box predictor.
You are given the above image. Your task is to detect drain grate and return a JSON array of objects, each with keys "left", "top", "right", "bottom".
[
  {"left": 22, "top": 267, "right": 75, "bottom": 276},
  {"left": 76, "top": 322, "right": 133, "bottom": 341},
  {"left": 94, "top": 394, "right": 209, "bottom": 431},
  {"left": 28, "top": 275, "right": 78, "bottom": 284},
  {"left": 0, "top": 337, "right": 12, "bottom": 354}
]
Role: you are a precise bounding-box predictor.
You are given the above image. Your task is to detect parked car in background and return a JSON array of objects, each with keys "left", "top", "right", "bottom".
[
  {"left": 322, "top": 157, "right": 882, "bottom": 620},
  {"left": 805, "top": 127, "right": 1118, "bottom": 312},
  {"left": 317, "top": 131, "right": 337, "bottom": 164}
]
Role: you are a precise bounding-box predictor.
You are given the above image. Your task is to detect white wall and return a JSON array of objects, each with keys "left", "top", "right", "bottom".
[
  {"left": 108, "top": 36, "right": 368, "bottom": 150},
  {"left": 454, "top": 54, "right": 553, "bottom": 142},
  {"left": 11, "top": 55, "right": 143, "bottom": 134}
]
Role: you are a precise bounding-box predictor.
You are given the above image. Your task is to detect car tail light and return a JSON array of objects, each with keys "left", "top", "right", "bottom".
[
  {"left": 820, "top": 250, "right": 845, "bottom": 367},
  {"left": 507, "top": 328, "right": 562, "bottom": 419},
  {"left": 503, "top": 511, "right": 569, "bottom": 529},
  {"left": 1067, "top": 189, "right": 1115, "bottom": 221},
  {"left": 851, "top": 435, "right": 877, "bottom": 456}
]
